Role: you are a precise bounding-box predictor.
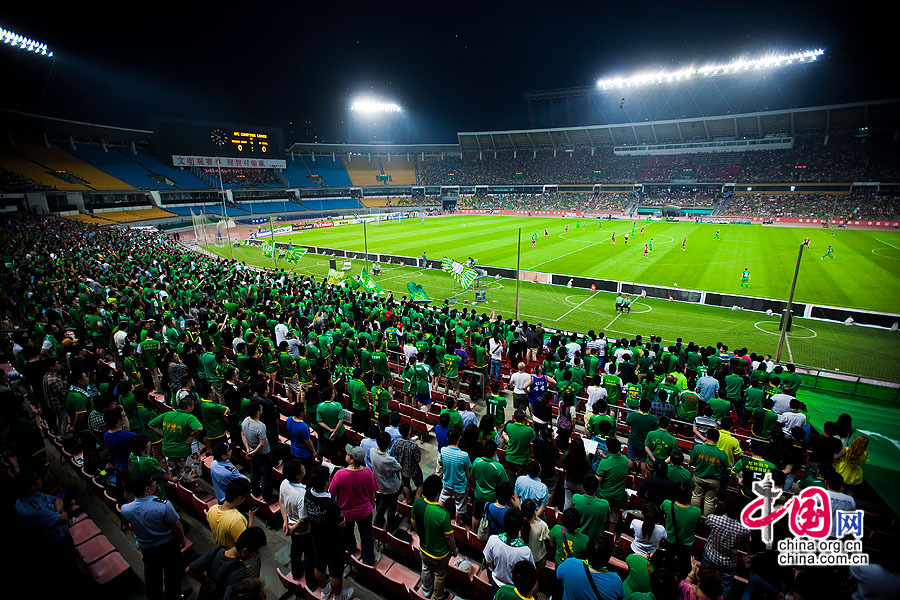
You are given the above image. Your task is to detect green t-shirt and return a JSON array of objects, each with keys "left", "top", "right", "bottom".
[
  {"left": 199, "top": 399, "right": 229, "bottom": 440},
  {"left": 128, "top": 453, "right": 167, "bottom": 498},
  {"left": 602, "top": 375, "right": 622, "bottom": 403},
  {"left": 411, "top": 498, "right": 453, "bottom": 560},
  {"left": 708, "top": 397, "right": 731, "bottom": 420},
  {"left": 623, "top": 553, "right": 652, "bottom": 598},
  {"left": 751, "top": 408, "right": 779, "bottom": 439},
  {"left": 724, "top": 374, "right": 745, "bottom": 401},
  {"left": 348, "top": 378, "right": 368, "bottom": 411},
  {"left": 443, "top": 353, "right": 462, "bottom": 378},
  {"left": 548, "top": 524, "right": 589, "bottom": 566},
  {"left": 140, "top": 339, "right": 162, "bottom": 368},
  {"left": 371, "top": 385, "right": 391, "bottom": 417},
  {"left": 624, "top": 383, "right": 642, "bottom": 408},
  {"left": 783, "top": 372, "right": 802, "bottom": 395},
  {"left": 645, "top": 429, "right": 677, "bottom": 460},
  {"left": 625, "top": 411, "right": 657, "bottom": 449},
  {"left": 494, "top": 585, "right": 530, "bottom": 600},
  {"left": 473, "top": 346, "right": 487, "bottom": 369},
  {"left": 595, "top": 453, "right": 629, "bottom": 501},
  {"left": 676, "top": 390, "right": 700, "bottom": 420},
  {"left": 504, "top": 422, "right": 535, "bottom": 466},
  {"left": 148, "top": 410, "right": 202, "bottom": 458},
  {"left": 384, "top": 327, "right": 400, "bottom": 348},
  {"left": 660, "top": 500, "right": 702, "bottom": 546},
  {"left": 316, "top": 400, "right": 345, "bottom": 437},
  {"left": 371, "top": 351, "right": 389, "bottom": 376},
  {"left": 666, "top": 464, "right": 694, "bottom": 490},
  {"left": 656, "top": 382, "right": 681, "bottom": 405},
  {"left": 411, "top": 364, "right": 431, "bottom": 395},
  {"left": 689, "top": 442, "right": 728, "bottom": 479},
  {"left": 440, "top": 408, "right": 464, "bottom": 431},
  {"left": 279, "top": 353, "right": 298, "bottom": 378},
  {"left": 571, "top": 494, "right": 610, "bottom": 540},
  {"left": 472, "top": 457, "right": 509, "bottom": 503},
  {"left": 744, "top": 387, "right": 765, "bottom": 411},
  {"left": 587, "top": 413, "right": 615, "bottom": 438},
  {"left": 235, "top": 354, "right": 251, "bottom": 381},
  {"left": 65, "top": 389, "right": 91, "bottom": 431},
  {"left": 486, "top": 394, "right": 507, "bottom": 427}
]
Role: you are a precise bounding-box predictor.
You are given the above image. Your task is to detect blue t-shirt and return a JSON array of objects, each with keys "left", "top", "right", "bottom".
[
  {"left": 514, "top": 475, "right": 549, "bottom": 508},
  {"left": 210, "top": 459, "right": 245, "bottom": 503},
  {"left": 16, "top": 493, "right": 68, "bottom": 544},
  {"left": 360, "top": 437, "right": 379, "bottom": 469},
  {"left": 556, "top": 557, "right": 625, "bottom": 600},
  {"left": 440, "top": 446, "right": 472, "bottom": 492},
  {"left": 528, "top": 375, "right": 548, "bottom": 404},
  {"left": 483, "top": 502, "right": 510, "bottom": 537},
  {"left": 435, "top": 425, "right": 450, "bottom": 451},
  {"left": 104, "top": 429, "right": 137, "bottom": 470},
  {"left": 285, "top": 417, "right": 313, "bottom": 459}
]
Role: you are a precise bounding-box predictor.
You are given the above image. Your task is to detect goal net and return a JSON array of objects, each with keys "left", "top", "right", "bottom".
[{"left": 191, "top": 210, "right": 233, "bottom": 251}]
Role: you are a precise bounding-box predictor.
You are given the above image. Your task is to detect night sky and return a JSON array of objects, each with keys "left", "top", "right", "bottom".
[{"left": 1, "top": 2, "right": 897, "bottom": 144}]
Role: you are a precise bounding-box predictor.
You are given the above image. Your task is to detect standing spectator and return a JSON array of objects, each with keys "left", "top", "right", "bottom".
[
  {"left": 661, "top": 484, "right": 702, "bottom": 578},
  {"left": 329, "top": 445, "right": 378, "bottom": 565},
  {"left": 120, "top": 475, "right": 189, "bottom": 600},
  {"left": 572, "top": 474, "right": 610, "bottom": 541},
  {"left": 42, "top": 358, "right": 68, "bottom": 436},
  {"left": 15, "top": 471, "right": 77, "bottom": 589},
  {"left": 494, "top": 561, "right": 539, "bottom": 600},
  {"left": 306, "top": 466, "right": 353, "bottom": 600},
  {"left": 279, "top": 459, "right": 316, "bottom": 588},
  {"left": 483, "top": 507, "right": 534, "bottom": 588},
  {"left": 187, "top": 527, "right": 268, "bottom": 600},
  {"left": 548, "top": 507, "right": 589, "bottom": 566},
  {"left": 285, "top": 402, "right": 317, "bottom": 479},
  {"left": 210, "top": 442, "right": 247, "bottom": 504},
  {"left": 471, "top": 440, "right": 509, "bottom": 530},
  {"left": 503, "top": 409, "right": 535, "bottom": 480},
  {"left": 148, "top": 393, "right": 204, "bottom": 488},
  {"left": 834, "top": 436, "right": 869, "bottom": 495},
  {"left": 690, "top": 429, "right": 728, "bottom": 516},
  {"left": 824, "top": 470, "right": 856, "bottom": 537},
  {"left": 438, "top": 428, "right": 472, "bottom": 525},
  {"left": 207, "top": 478, "right": 254, "bottom": 549},
  {"left": 626, "top": 399, "right": 658, "bottom": 472},
  {"left": 595, "top": 437, "right": 629, "bottom": 526},
  {"left": 555, "top": 538, "right": 625, "bottom": 600},
  {"left": 514, "top": 461, "right": 550, "bottom": 517},
  {"left": 371, "top": 431, "right": 402, "bottom": 530},
  {"left": 317, "top": 388, "right": 349, "bottom": 463},
  {"left": 390, "top": 422, "right": 423, "bottom": 501},
  {"left": 521, "top": 498, "right": 550, "bottom": 568},
  {"left": 241, "top": 400, "right": 275, "bottom": 503},
  {"left": 509, "top": 362, "right": 531, "bottom": 413},
  {"left": 702, "top": 498, "right": 749, "bottom": 599},
  {"left": 412, "top": 474, "right": 457, "bottom": 600}
]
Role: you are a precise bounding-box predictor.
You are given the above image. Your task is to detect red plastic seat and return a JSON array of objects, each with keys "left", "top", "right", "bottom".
[
  {"left": 276, "top": 567, "right": 303, "bottom": 595},
  {"left": 76, "top": 535, "right": 115, "bottom": 565},
  {"left": 88, "top": 551, "right": 131, "bottom": 585},
  {"left": 381, "top": 562, "right": 420, "bottom": 600},
  {"left": 69, "top": 518, "right": 101, "bottom": 545}
]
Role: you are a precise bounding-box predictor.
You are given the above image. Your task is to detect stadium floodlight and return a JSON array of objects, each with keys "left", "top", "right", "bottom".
[
  {"left": 595, "top": 48, "right": 824, "bottom": 90},
  {"left": 350, "top": 98, "right": 403, "bottom": 113},
  {"left": 0, "top": 25, "right": 53, "bottom": 58}
]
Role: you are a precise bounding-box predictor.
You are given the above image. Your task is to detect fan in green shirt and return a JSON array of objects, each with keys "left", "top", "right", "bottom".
[
  {"left": 624, "top": 383, "right": 642, "bottom": 408},
  {"left": 370, "top": 375, "right": 392, "bottom": 422},
  {"left": 656, "top": 377, "right": 682, "bottom": 405},
  {"left": 676, "top": 390, "right": 700, "bottom": 420},
  {"left": 625, "top": 404, "right": 657, "bottom": 456},
  {"left": 601, "top": 373, "right": 622, "bottom": 404},
  {"left": 316, "top": 399, "right": 346, "bottom": 438},
  {"left": 411, "top": 484, "right": 454, "bottom": 560},
  {"left": 666, "top": 456, "right": 695, "bottom": 490},
  {"left": 148, "top": 408, "right": 203, "bottom": 458},
  {"left": 444, "top": 352, "right": 462, "bottom": 379},
  {"left": 503, "top": 418, "right": 534, "bottom": 467},
  {"left": 689, "top": 437, "right": 728, "bottom": 480},
  {"left": 571, "top": 478, "right": 610, "bottom": 540},
  {"left": 279, "top": 351, "right": 298, "bottom": 379},
  {"left": 440, "top": 406, "right": 464, "bottom": 431},
  {"left": 724, "top": 373, "right": 745, "bottom": 403},
  {"left": 645, "top": 420, "right": 677, "bottom": 462},
  {"left": 472, "top": 450, "right": 509, "bottom": 504},
  {"left": 660, "top": 497, "right": 702, "bottom": 547},
  {"left": 594, "top": 439, "right": 629, "bottom": 501},
  {"left": 744, "top": 383, "right": 765, "bottom": 413},
  {"left": 548, "top": 515, "right": 589, "bottom": 566},
  {"left": 486, "top": 392, "right": 508, "bottom": 427},
  {"left": 732, "top": 441, "right": 778, "bottom": 498},
  {"left": 707, "top": 393, "right": 732, "bottom": 421},
  {"left": 371, "top": 347, "right": 390, "bottom": 377},
  {"left": 128, "top": 451, "right": 168, "bottom": 499},
  {"left": 751, "top": 400, "right": 779, "bottom": 440},
  {"left": 199, "top": 397, "right": 229, "bottom": 443}
]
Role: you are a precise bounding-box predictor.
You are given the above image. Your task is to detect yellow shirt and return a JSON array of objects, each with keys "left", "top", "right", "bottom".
[
  {"left": 206, "top": 505, "right": 247, "bottom": 549},
  {"left": 717, "top": 430, "right": 743, "bottom": 468}
]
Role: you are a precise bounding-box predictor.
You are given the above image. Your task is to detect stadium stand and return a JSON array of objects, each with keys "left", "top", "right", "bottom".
[
  {"left": 298, "top": 198, "right": 361, "bottom": 211},
  {"left": 67, "top": 145, "right": 173, "bottom": 190},
  {"left": 381, "top": 157, "right": 418, "bottom": 185},
  {"left": 0, "top": 166, "right": 53, "bottom": 191},
  {"left": 11, "top": 142, "right": 134, "bottom": 190},
  {"left": 129, "top": 151, "right": 210, "bottom": 189},
  {"left": 459, "top": 192, "right": 635, "bottom": 213},
  {"left": 164, "top": 204, "right": 248, "bottom": 216},
  {"left": 3, "top": 213, "right": 895, "bottom": 600},
  {"left": 304, "top": 157, "right": 353, "bottom": 187},
  {"left": 360, "top": 197, "right": 391, "bottom": 207},
  {"left": 1, "top": 144, "right": 89, "bottom": 190},
  {"left": 343, "top": 157, "right": 384, "bottom": 186},
  {"left": 282, "top": 157, "right": 320, "bottom": 187},
  {"left": 92, "top": 208, "right": 176, "bottom": 222}
]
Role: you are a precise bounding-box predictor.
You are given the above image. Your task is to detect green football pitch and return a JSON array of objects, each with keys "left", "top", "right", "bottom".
[{"left": 204, "top": 216, "right": 900, "bottom": 381}]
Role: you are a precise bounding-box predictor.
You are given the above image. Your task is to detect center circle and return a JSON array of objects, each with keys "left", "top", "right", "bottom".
[{"left": 753, "top": 320, "right": 817, "bottom": 339}]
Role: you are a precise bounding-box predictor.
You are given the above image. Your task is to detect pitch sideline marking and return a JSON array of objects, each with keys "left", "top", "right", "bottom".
[
  {"left": 752, "top": 321, "right": 818, "bottom": 339},
  {"left": 874, "top": 237, "right": 900, "bottom": 251}
]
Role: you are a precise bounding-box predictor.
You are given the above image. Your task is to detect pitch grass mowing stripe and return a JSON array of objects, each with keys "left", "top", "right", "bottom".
[{"left": 202, "top": 241, "right": 900, "bottom": 381}]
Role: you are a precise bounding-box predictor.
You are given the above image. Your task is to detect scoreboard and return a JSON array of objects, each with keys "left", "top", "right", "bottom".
[{"left": 156, "top": 119, "right": 284, "bottom": 158}]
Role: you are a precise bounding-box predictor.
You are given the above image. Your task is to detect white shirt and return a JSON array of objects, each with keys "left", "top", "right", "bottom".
[
  {"left": 587, "top": 386, "right": 608, "bottom": 410},
  {"left": 510, "top": 372, "right": 531, "bottom": 394},
  {"left": 403, "top": 344, "right": 418, "bottom": 363},
  {"left": 483, "top": 534, "right": 534, "bottom": 587},
  {"left": 231, "top": 336, "right": 245, "bottom": 353},
  {"left": 827, "top": 490, "right": 856, "bottom": 537},
  {"left": 565, "top": 342, "right": 581, "bottom": 361},
  {"left": 771, "top": 393, "right": 793, "bottom": 414},
  {"left": 614, "top": 347, "right": 629, "bottom": 362},
  {"left": 778, "top": 411, "right": 807, "bottom": 434},
  {"left": 278, "top": 480, "right": 309, "bottom": 534},
  {"left": 586, "top": 338, "right": 607, "bottom": 357},
  {"left": 489, "top": 339, "right": 503, "bottom": 360},
  {"left": 630, "top": 519, "right": 667, "bottom": 555},
  {"left": 274, "top": 323, "right": 289, "bottom": 347},
  {"left": 113, "top": 329, "right": 128, "bottom": 355}
]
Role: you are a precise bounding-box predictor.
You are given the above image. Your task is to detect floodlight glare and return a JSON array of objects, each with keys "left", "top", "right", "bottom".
[
  {"left": 0, "top": 25, "right": 53, "bottom": 58},
  {"left": 350, "top": 98, "right": 402, "bottom": 113},
  {"left": 595, "top": 48, "right": 824, "bottom": 90}
]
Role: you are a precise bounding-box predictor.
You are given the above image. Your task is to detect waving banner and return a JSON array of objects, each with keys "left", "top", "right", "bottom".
[
  {"left": 359, "top": 267, "right": 385, "bottom": 295},
  {"left": 441, "top": 257, "right": 477, "bottom": 290},
  {"left": 407, "top": 282, "right": 431, "bottom": 303}
]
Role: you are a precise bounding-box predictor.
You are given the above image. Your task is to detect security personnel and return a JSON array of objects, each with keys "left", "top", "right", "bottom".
[{"left": 121, "top": 474, "right": 190, "bottom": 600}]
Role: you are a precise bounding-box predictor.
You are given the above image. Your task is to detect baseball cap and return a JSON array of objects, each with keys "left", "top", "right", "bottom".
[{"left": 345, "top": 444, "right": 366, "bottom": 464}]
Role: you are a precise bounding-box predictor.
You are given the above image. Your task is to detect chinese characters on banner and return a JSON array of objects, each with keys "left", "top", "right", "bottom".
[{"left": 171, "top": 155, "right": 287, "bottom": 169}]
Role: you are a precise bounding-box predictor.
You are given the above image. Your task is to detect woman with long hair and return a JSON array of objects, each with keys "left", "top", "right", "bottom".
[
  {"left": 835, "top": 435, "right": 868, "bottom": 494},
  {"left": 488, "top": 332, "right": 504, "bottom": 382},
  {"left": 520, "top": 498, "right": 550, "bottom": 568},
  {"left": 259, "top": 341, "right": 278, "bottom": 393},
  {"left": 836, "top": 413, "right": 854, "bottom": 448},
  {"left": 561, "top": 436, "right": 588, "bottom": 510},
  {"left": 630, "top": 502, "right": 667, "bottom": 555}
]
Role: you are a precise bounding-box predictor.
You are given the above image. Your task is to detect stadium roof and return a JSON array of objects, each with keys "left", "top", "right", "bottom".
[
  {"left": 457, "top": 99, "right": 900, "bottom": 153},
  {"left": 0, "top": 109, "right": 154, "bottom": 144},
  {"left": 288, "top": 142, "right": 461, "bottom": 156}
]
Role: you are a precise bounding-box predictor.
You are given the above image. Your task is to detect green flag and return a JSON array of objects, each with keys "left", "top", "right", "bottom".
[
  {"left": 284, "top": 246, "right": 307, "bottom": 263},
  {"left": 261, "top": 241, "right": 274, "bottom": 257},
  {"left": 407, "top": 282, "right": 430, "bottom": 303},
  {"left": 359, "top": 267, "right": 385, "bottom": 295},
  {"left": 327, "top": 268, "right": 346, "bottom": 285},
  {"left": 441, "top": 257, "right": 478, "bottom": 290}
]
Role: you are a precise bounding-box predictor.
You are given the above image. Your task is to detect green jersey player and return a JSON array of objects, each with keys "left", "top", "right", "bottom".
[
  {"left": 821, "top": 246, "right": 835, "bottom": 260},
  {"left": 739, "top": 268, "right": 750, "bottom": 289},
  {"left": 714, "top": 229, "right": 721, "bottom": 241}
]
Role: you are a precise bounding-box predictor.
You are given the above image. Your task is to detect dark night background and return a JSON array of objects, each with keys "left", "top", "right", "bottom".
[{"left": 1, "top": 2, "right": 897, "bottom": 144}]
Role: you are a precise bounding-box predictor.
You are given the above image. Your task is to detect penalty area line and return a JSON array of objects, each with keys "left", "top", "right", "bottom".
[{"left": 556, "top": 293, "right": 598, "bottom": 321}]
